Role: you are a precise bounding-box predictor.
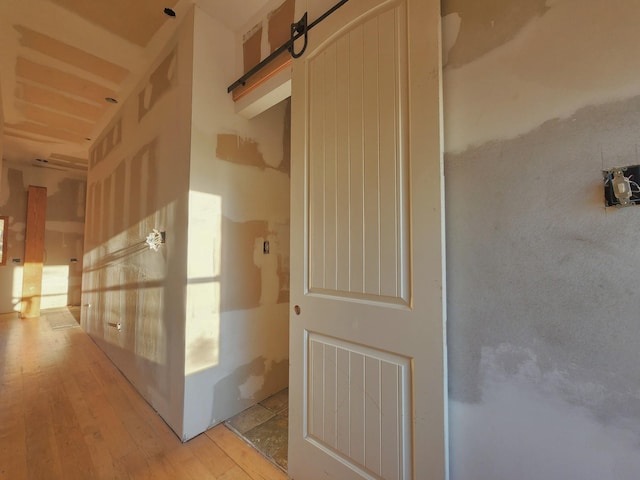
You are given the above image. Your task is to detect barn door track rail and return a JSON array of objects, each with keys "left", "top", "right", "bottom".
[{"left": 227, "top": 0, "right": 350, "bottom": 93}]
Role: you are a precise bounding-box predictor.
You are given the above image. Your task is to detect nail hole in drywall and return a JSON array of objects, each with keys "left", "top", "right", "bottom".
[{"left": 163, "top": 7, "right": 176, "bottom": 17}]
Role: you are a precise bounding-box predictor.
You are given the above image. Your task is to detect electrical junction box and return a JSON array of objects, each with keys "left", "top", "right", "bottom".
[{"left": 603, "top": 165, "right": 640, "bottom": 207}]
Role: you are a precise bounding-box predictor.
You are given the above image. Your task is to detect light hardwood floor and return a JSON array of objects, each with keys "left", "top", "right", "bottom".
[{"left": 0, "top": 307, "right": 288, "bottom": 480}]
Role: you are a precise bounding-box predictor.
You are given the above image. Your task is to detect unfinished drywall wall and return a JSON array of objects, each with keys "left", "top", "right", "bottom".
[
  {"left": 81, "top": 9, "right": 194, "bottom": 439},
  {"left": 49, "top": 0, "right": 178, "bottom": 47},
  {"left": 89, "top": 119, "right": 121, "bottom": 168},
  {"left": 444, "top": 0, "right": 640, "bottom": 478},
  {"left": 81, "top": 4, "right": 290, "bottom": 442},
  {"left": 243, "top": 24, "right": 262, "bottom": 73},
  {"left": 232, "top": 0, "right": 298, "bottom": 113},
  {"left": 0, "top": 161, "right": 85, "bottom": 314},
  {"left": 183, "top": 7, "right": 290, "bottom": 440},
  {"left": 0, "top": 87, "right": 3, "bottom": 185},
  {"left": 267, "top": 0, "right": 295, "bottom": 53},
  {"left": 239, "top": 0, "right": 295, "bottom": 69}
]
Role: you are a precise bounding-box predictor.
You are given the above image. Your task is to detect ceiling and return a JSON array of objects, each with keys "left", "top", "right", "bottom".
[{"left": 0, "top": 0, "right": 270, "bottom": 175}]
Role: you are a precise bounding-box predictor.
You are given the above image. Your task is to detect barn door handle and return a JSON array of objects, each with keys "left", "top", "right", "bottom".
[{"left": 289, "top": 13, "right": 308, "bottom": 59}]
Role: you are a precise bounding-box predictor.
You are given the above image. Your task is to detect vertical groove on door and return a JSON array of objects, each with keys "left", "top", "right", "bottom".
[
  {"left": 309, "top": 55, "right": 326, "bottom": 289},
  {"left": 306, "top": 333, "right": 410, "bottom": 478},
  {"left": 364, "top": 356, "right": 381, "bottom": 474},
  {"left": 324, "top": 43, "right": 338, "bottom": 291},
  {"left": 362, "top": 16, "right": 380, "bottom": 296},
  {"left": 348, "top": 27, "right": 365, "bottom": 294},
  {"left": 21, "top": 185, "right": 47, "bottom": 318},
  {"left": 336, "top": 35, "right": 351, "bottom": 292},
  {"left": 307, "top": 6, "right": 408, "bottom": 304},
  {"left": 378, "top": 8, "right": 400, "bottom": 298}
]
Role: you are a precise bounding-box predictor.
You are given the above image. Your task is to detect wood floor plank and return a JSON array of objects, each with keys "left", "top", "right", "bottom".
[
  {"left": 217, "top": 465, "right": 259, "bottom": 479},
  {"left": 49, "top": 375, "right": 98, "bottom": 479},
  {"left": 0, "top": 409, "right": 28, "bottom": 480},
  {"left": 24, "top": 405, "right": 63, "bottom": 480},
  {"left": 187, "top": 434, "right": 246, "bottom": 478},
  {"left": 60, "top": 369, "right": 118, "bottom": 479},
  {"left": 0, "top": 308, "right": 288, "bottom": 480},
  {"left": 206, "top": 425, "right": 288, "bottom": 480}
]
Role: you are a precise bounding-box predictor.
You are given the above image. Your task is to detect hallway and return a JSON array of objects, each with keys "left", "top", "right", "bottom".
[{"left": 0, "top": 307, "right": 287, "bottom": 480}]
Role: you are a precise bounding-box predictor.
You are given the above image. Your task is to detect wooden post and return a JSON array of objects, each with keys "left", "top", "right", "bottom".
[{"left": 21, "top": 186, "right": 47, "bottom": 318}]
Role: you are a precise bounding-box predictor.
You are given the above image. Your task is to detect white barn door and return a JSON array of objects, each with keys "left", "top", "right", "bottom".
[{"left": 289, "top": 0, "right": 447, "bottom": 478}]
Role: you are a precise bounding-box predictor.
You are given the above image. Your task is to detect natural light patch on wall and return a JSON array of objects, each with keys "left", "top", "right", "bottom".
[
  {"left": 185, "top": 190, "right": 222, "bottom": 375},
  {"left": 134, "top": 281, "right": 166, "bottom": 365},
  {"left": 11, "top": 266, "right": 23, "bottom": 312},
  {"left": 40, "top": 265, "right": 70, "bottom": 309},
  {"left": 82, "top": 210, "right": 168, "bottom": 367},
  {"left": 444, "top": 0, "right": 640, "bottom": 153}
]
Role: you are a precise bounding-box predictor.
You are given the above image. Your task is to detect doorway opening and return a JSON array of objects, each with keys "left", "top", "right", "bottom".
[{"left": 222, "top": 95, "right": 292, "bottom": 472}]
